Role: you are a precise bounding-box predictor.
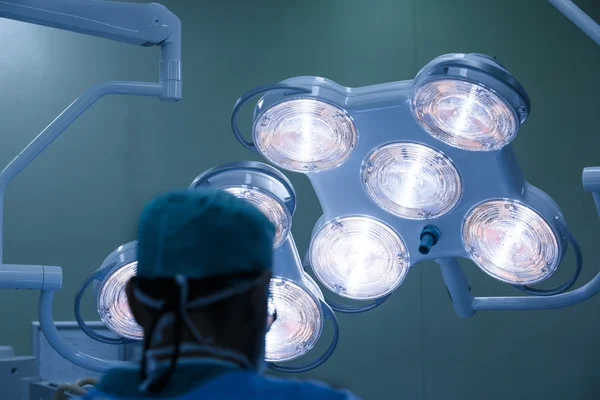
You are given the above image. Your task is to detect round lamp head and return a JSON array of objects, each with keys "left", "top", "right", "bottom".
[
  {"left": 191, "top": 161, "right": 295, "bottom": 248},
  {"left": 266, "top": 277, "right": 323, "bottom": 363},
  {"left": 95, "top": 242, "right": 142, "bottom": 340},
  {"left": 412, "top": 53, "right": 529, "bottom": 151},
  {"left": 362, "top": 142, "right": 462, "bottom": 220},
  {"left": 253, "top": 98, "right": 358, "bottom": 172},
  {"left": 309, "top": 216, "right": 410, "bottom": 300},
  {"left": 462, "top": 199, "right": 561, "bottom": 285}
]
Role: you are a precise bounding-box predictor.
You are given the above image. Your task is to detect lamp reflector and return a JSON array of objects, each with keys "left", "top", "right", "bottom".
[
  {"left": 310, "top": 216, "right": 410, "bottom": 300},
  {"left": 253, "top": 99, "right": 357, "bottom": 172},
  {"left": 362, "top": 142, "right": 462, "bottom": 220},
  {"left": 462, "top": 199, "right": 560, "bottom": 285},
  {"left": 265, "top": 278, "right": 322, "bottom": 363},
  {"left": 412, "top": 79, "right": 518, "bottom": 151},
  {"left": 222, "top": 185, "right": 290, "bottom": 248},
  {"left": 97, "top": 261, "right": 142, "bottom": 340}
]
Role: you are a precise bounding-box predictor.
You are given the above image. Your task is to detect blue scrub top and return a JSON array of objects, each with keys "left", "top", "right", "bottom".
[{"left": 79, "top": 361, "right": 360, "bottom": 400}]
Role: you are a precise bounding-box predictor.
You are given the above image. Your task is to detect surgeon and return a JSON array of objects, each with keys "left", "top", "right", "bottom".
[{"left": 83, "top": 189, "right": 359, "bottom": 399}]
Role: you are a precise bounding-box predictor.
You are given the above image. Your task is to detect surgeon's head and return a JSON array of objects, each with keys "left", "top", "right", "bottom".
[{"left": 125, "top": 189, "right": 276, "bottom": 392}]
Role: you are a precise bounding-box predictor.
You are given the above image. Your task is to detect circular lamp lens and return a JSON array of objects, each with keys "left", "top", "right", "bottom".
[
  {"left": 222, "top": 186, "right": 290, "bottom": 248},
  {"left": 253, "top": 99, "right": 357, "bottom": 172},
  {"left": 463, "top": 199, "right": 560, "bottom": 285},
  {"left": 97, "top": 262, "right": 142, "bottom": 340},
  {"left": 265, "top": 278, "right": 322, "bottom": 363},
  {"left": 412, "top": 79, "right": 518, "bottom": 151},
  {"left": 310, "top": 216, "right": 410, "bottom": 300},
  {"left": 362, "top": 142, "right": 462, "bottom": 220}
]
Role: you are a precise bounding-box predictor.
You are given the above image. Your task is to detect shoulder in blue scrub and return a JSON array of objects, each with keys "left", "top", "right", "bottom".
[{"left": 81, "top": 370, "right": 360, "bottom": 400}]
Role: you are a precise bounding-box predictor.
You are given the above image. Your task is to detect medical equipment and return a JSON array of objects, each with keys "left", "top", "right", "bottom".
[
  {"left": 190, "top": 161, "right": 339, "bottom": 372},
  {"left": 0, "top": 323, "right": 135, "bottom": 400},
  {"left": 0, "top": 347, "right": 37, "bottom": 400},
  {"left": 0, "top": 0, "right": 181, "bottom": 374},
  {"left": 31, "top": 322, "right": 135, "bottom": 382},
  {"left": 0, "top": 0, "right": 596, "bottom": 379},
  {"left": 76, "top": 162, "right": 339, "bottom": 372},
  {"left": 231, "top": 1, "right": 600, "bottom": 318}
]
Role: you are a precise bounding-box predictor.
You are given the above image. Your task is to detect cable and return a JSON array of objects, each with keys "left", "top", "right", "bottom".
[
  {"left": 74, "top": 264, "right": 137, "bottom": 345},
  {"left": 513, "top": 219, "right": 582, "bottom": 296},
  {"left": 231, "top": 83, "right": 313, "bottom": 152}
]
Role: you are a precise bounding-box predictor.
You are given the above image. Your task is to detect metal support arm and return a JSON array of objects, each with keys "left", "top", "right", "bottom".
[
  {"left": 549, "top": 0, "right": 600, "bottom": 46},
  {"left": 0, "top": 2, "right": 183, "bottom": 371},
  {"left": 0, "top": 0, "right": 173, "bottom": 46},
  {"left": 14, "top": 81, "right": 167, "bottom": 372},
  {"left": 0, "top": 0, "right": 182, "bottom": 100},
  {"left": 437, "top": 259, "right": 475, "bottom": 318},
  {"left": 0, "top": 81, "right": 164, "bottom": 291},
  {"left": 438, "top": 168, "right": 600, "bottom": 316},
  {"left": 40, "top": 289, "right": 130, "bottom": 372},
  {"left": 0, "top": 0, "right": 182, "bottom": 290},
  {"left": 438, "top": 255, "right": 600, "bottom": 317},
  {"left": 583, "top": 167, "right": 600, "bottom": 216}
]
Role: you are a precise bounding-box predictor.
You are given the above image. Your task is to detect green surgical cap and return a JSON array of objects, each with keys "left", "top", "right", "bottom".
[{"left": 136, "top": 189, "right": 275, "bottom": 280}]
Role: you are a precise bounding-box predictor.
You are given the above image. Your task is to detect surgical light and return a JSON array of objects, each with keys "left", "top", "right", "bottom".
[
  {"left": 191, "top": 162, "right": 338, "bottom": 370},
  {"left": 94, "top": 241, "right": 143, "bottom": 341},
  {"left": 310, "top": 216, "right": 410, "bottom": 300},
  {"left": 463, "top": 199, "right": 561, "bottom": 285},
  {"left": 265, "top": 277, "right": 322, "bottom": 362},
  {"left": 231, "top": 51, "right": 591, "bottom": 317},
  {"left": 362, "top": 142, "right": 462, "bottom": 220},
  {"left": 412, "top": 79, "right": 518, "bottom": 151},
  {"left": 253, "top": 98, "right": 358, "bottom": 172},
  {"left": 0, "top": 0, "right": 597, "bottom": 377},
  {"left": 97, "top": 261, "right": 141, "bottom": 340},
  {"left": 411, "top": 53, "right": 530, "bottom": 152},
  {"left": 221, "top": 186, "right": 289, "bottom": 248},
  {"left": 190, "top": 161, "right": 294, "bottom": 249}
]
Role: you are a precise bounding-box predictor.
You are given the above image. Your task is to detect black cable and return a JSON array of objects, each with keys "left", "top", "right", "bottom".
[{"left": 513, "top": 219, "right": 582, "bottom": 296}]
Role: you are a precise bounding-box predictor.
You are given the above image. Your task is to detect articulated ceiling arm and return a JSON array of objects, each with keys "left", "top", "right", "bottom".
[
  {"left": 0, "top": 0, "right": 175, "bottom": 46},
  {"left": 548, "top": 0, "right": 600, "bottom": 46},
  {"left": 0, "top": 0, "right": 182, "bottom": 100}
]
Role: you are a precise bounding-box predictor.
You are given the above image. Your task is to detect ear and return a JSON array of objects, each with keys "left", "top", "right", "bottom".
[{"left": 125, "top": 278, "right": 145, "bottom": 325}]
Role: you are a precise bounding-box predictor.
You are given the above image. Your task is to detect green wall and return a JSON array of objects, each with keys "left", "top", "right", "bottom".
[{"left": 0, "top": 0, "right": 599, "bottom": 399}]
